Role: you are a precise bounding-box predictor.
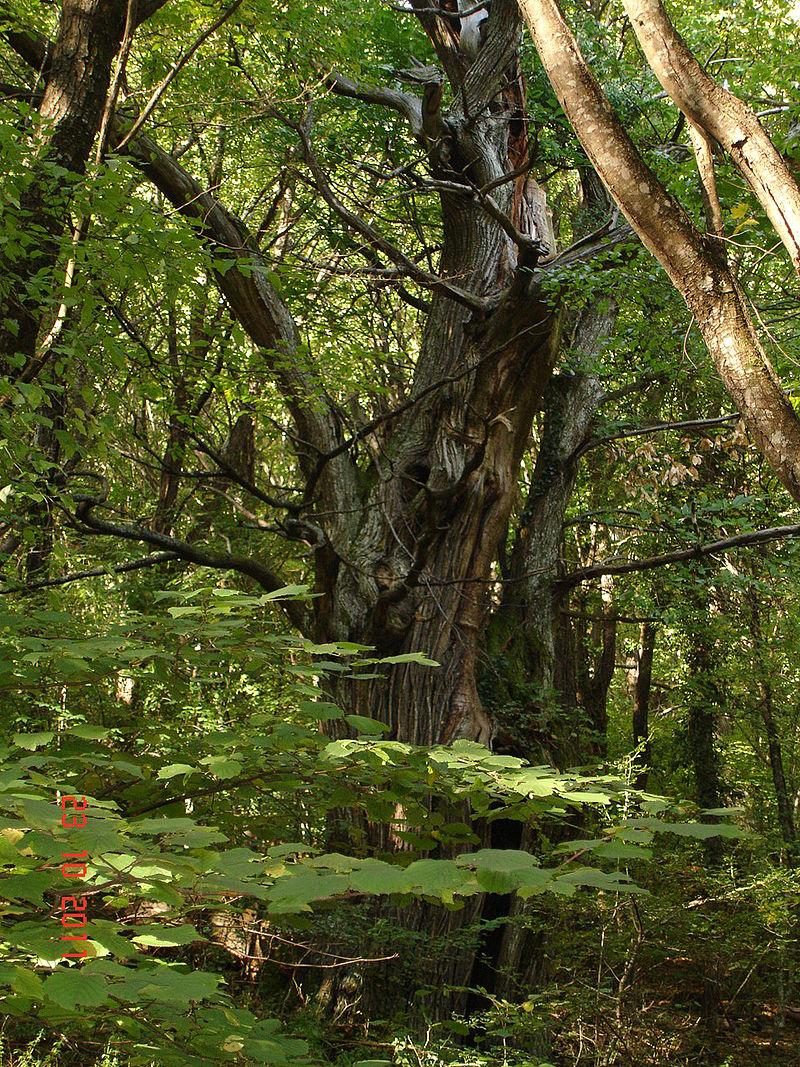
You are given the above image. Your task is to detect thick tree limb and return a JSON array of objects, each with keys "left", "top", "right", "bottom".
[
  {"left": 407, "top": 0, "right": 462, "bottom": 87},
  {"left": 621, "top": 0, "right": 800, "bottom": 276},
  {"left": 1, "top": 23, "right": 48, "bottom": 70},
  {"left": 283, "top": 110, "right": 488, "bottom": 311},
  {"left": 459, "top": 0, "right": 523, "bottom": 117},
  {"left": 521, "top": 0, "right": 800, "bottom": 503},
  {"left": 559, "top": 523, "right": 800, "bottom": 589},
  {"left": 71, "top": 496, "right": 309, "bottom": 629},
  {"left": 325, "top": 72, "right": 423, "bottom": 135}
]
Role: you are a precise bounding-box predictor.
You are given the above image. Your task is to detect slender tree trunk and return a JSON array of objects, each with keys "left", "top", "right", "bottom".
[
  {"left": 759, "top": 676, "right": 797, "bottom": 855},
  {"left": 24, "top": 391, "right": 66, "bottom": 579},
  {"left": 628, "top": 621, "right": 656, "bottom": 790},
  {"left": 521, "top": 0, "right": 800, "bottom": 504},
  {"left": 748, "top": 595, "right": 796, "bottom": 855},
  {"left": 575, "top": 581, "right": 617, "bottom": 758},
  {"left": 621, "top": 0, "right": 800, "bottom": 275},
  {"left": 683, "top": 590, "right": 724, "bottom": 864}
]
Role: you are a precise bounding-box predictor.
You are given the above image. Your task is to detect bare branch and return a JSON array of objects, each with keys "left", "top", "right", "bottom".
[
  {"left": 115, "top": 0, "right": 244, "bottom": 152},
  {"left": 559, "top": 523, "right": 800, "bottom": 589},
  {"left": 325, "top": 71, "right": 422, "bottom": 135},
  {"left": 189, "top": 432, "right": 303, "bottom": 513},
  {"left": 71, "top": 494, "right": 309, "bottom": 629},
  {"left": 279, "top": 107, "right": 488, "bottom": 312},
  {"left": 0, "top": 552, "right": 181, "bottom": 595},
  {"left": 575, "top": 412, "right": 740, "bottom": 460}
]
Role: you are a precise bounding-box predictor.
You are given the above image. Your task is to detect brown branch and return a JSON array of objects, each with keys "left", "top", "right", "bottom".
[
  {"left": 242, "top": 929, "right": 400, "bottom": 969},
  {"left": 575, "top": 412, "right": 739, "bottom": 459},
  {"left": 128, "top": 772, "right": 265, "bottom": 816},
  {"left": 188, "top": 432, "right": 302, "bottom": 513},
  {"left": 325, "top": 71, "right": 423, "bottom": 134},
  {"left": 281, "top": 107, "right": 488, "bottom": 312},
  {"left": 115, "top": 0, "right": 244, "bottom": 152},
  {"left": 71, "top": 494, "right": 310, "bottom": 629},
  {"left": 559, "top": 523, "right": 800, "bottom": 589},
  {"left": 399, "top": 171, "right": 549, "bottom": 257},
  {"left": 0, "top": 551, "right": 180, "bottom": 595}
]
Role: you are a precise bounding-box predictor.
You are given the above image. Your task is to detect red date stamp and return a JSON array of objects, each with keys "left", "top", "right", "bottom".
[{"left": 59, "top": 795, "right": 91, "bottom": 959}]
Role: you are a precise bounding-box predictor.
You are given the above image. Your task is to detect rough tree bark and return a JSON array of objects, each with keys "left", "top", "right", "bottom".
[{"left": 483, "top": 297, "right": 616, "bottom": 763}]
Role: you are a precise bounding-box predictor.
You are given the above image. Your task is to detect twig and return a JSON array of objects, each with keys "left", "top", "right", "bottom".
[
  {"left": 115, "top": 0, "right": 244, "bottom": 152},
  {"left": 0, "top": 551, "right": 180, "bottom": 595},
  {"left": 560, "top": 523, "right": 800, "bottom": 589}
]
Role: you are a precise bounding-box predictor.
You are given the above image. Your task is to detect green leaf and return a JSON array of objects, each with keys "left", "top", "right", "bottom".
[
  {"left": 345, "top": 715, "right": 389, "bottom": 736},
  {"left": 68, "top": 725, "right": 111, "bottom": 740},
  {"left": 43, "top": 970, "right": 110, "bottom": 1011},
  {"left": 134, "top": 966, "right": 222, "bottom": 1005},
  {"left": 262, "top": 585, "right": 311, "bottom": 601},
  {"left": 156, "top": 764, "right": 196, "bottom": 780},
  {"left": 12, "top": 732, "right": 54, "bottom": 750},
  {"left": 132, "top": 924, "right": 202, "bottom": 948}
]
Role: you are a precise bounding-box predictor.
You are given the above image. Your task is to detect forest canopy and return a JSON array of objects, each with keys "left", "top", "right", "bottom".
[{"left": 0, "top": 0, "right": 800, "bottom": 1064}]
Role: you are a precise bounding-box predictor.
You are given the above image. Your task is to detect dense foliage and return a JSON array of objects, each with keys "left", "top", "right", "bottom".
[{"left": 0, "top": 0, "right": 799, "bottom": 1063}]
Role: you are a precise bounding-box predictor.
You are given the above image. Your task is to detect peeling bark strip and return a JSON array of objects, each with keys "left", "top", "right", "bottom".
[
  {"left": 521, "top": 0, "right": 800, "bottom": 503},
  {"left": 621, "top": 0, "right": 800, "bottom": 276}
]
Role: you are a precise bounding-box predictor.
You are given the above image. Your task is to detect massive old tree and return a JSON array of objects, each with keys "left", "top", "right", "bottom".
[
  {"left": 3, "top": 0, "right": 800, "bottom": 1019},
  {"left": 2, "top": 0, "right": 630, "bottom": 748},
  {"left": 4, "top": 0, "right": 799, "bottom": 745},
  {"left": 1, "top": 0, "right": 800, "bottom": 1049}
]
